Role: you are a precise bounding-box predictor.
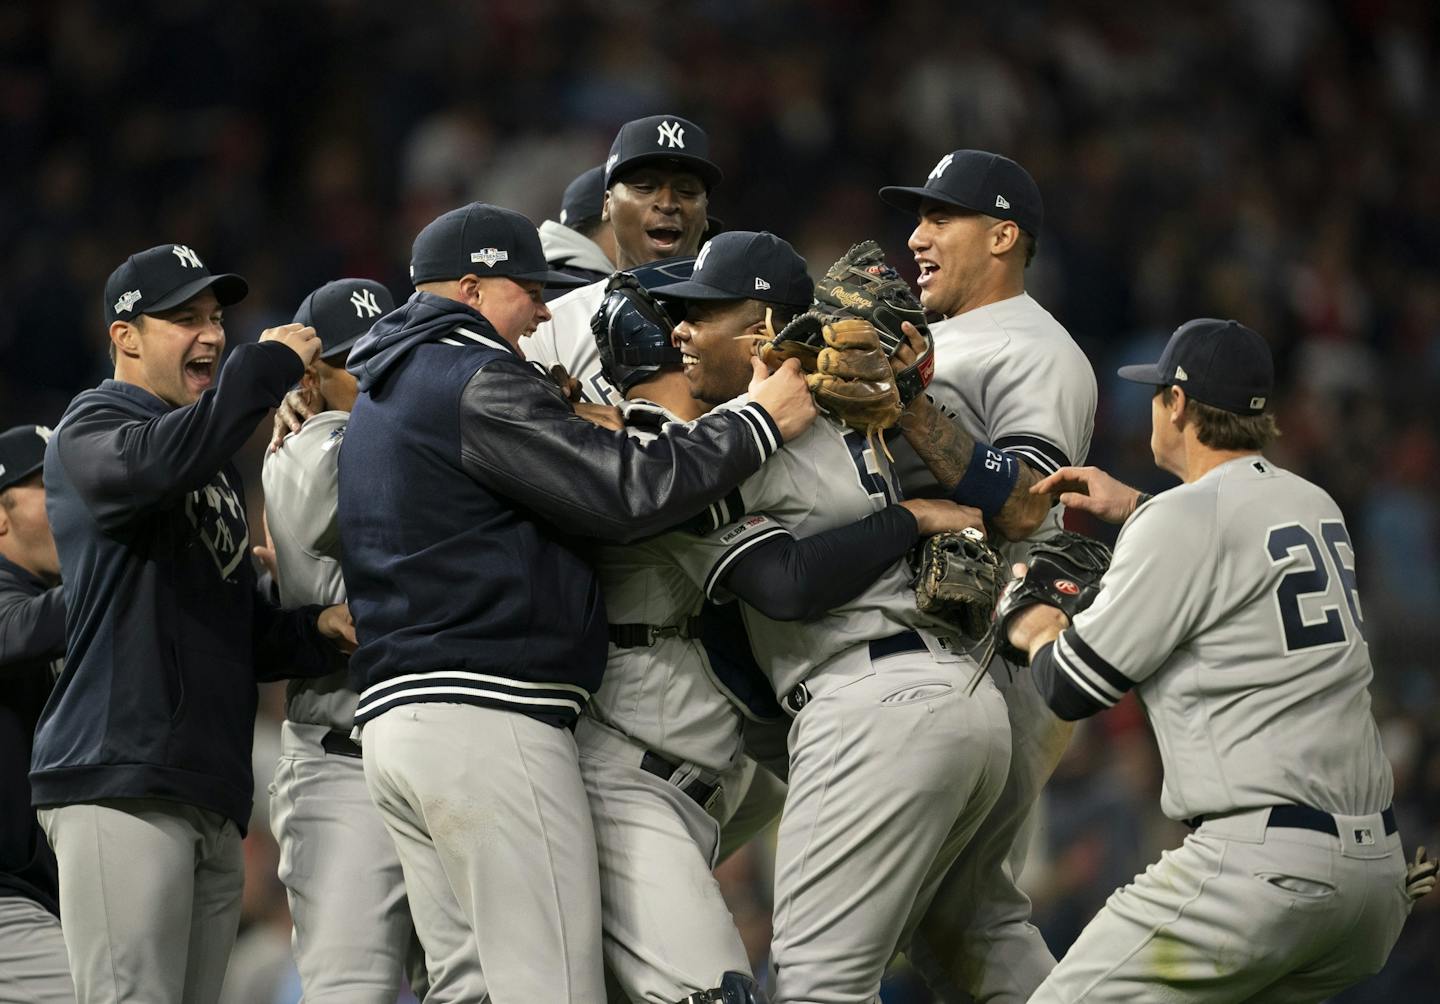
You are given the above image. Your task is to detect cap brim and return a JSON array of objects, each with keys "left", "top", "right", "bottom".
[
  {"left": 649, "top": 278, "right": 744, "bottom": 301},
  {"left": 319, "top": 334, "right": 361, "bottom": 363},
  {"left": 878, "top": 184, "right": 977, "bottom": 215},
  {"left": 146, "top": 273, "right": 250, "bottom": 313},
  {"left": 512, "top": 268, "right": 592, "bottom": 290},
  {"left": 610, "top": 155, "right": 724, "bottom": 190},
  {"left": 1116, "top": 362, "right": 1167, "bottom": 385},
  {"left": 0, "top": 457, "right": 44, "bottom": 492}
]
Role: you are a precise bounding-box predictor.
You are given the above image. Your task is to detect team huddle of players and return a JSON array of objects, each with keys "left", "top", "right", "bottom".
[{"left": 0, "top": 110, "right": 1430, "bottom": 1004}]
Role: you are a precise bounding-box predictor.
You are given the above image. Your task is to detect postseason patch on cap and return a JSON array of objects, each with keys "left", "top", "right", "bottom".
[
  {"left": 470, "top": 248, "right": 510, "bottom": 268},
  {"left": 114, "top": 290, "right": 142, "bottom": 315}
]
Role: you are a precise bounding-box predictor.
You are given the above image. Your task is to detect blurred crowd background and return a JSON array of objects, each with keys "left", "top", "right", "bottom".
[{"left": 4, "top": 0, "right": 1439, "bottom": 1001}]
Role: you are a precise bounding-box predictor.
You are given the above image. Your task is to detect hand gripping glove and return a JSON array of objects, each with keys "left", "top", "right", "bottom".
[
  {"left": 911, "top": 527, "right": 1006, "bottom": 641},
  {"left": 994, "top": 531, "right": 1113, "bottom": 664}
]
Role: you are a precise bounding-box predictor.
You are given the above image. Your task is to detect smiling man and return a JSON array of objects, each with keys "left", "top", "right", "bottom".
[
  {"left": 521, "top": 113, "right": 720, "bottom": 404},
  {"left": 33, "top": 244, "right": 357, "bottom": 1004}
]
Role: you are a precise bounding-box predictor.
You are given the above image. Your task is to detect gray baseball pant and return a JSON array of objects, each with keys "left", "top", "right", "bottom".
[
  {"left": 0, "top": 894, "right": 75, "bottom": 1003},
  {"left": 37, "top": 798, "right": 243, "bottom": 1004},
  {"left": 362, "top": 701, "right": 603, "bottom": 1003},
  {"left": 911, "top": 668, "right": 1069, "bottom": 1002},
  {"left": 269, "top": 721, "right": 429, "bottom": 1002},
  {"left": 577, "top": 716, "right": 750, "bottom": 1003},
  {"left": 770, "top": 646, "right": 1011, "bottom": 1004}
]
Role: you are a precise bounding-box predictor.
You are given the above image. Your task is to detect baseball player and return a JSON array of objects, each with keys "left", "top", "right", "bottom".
[
  {"left": 653, "top": 232, "right": 1014, "bottom": 1004},
  {"left": 877, "top": 150, "right": 1097, "bottom": 1001},
  {"left": 33, "top": 244, "right": 357, "bottom": 1003},
  {"left": 540, "top": 165, "right": 617, "bottom": 294},
  {"left": 521, "top": 113, "right": 718, "bottom": 404},
  {"left": 336, "top": 203, "right": 817, "bottom": 1001},
  {"left": 999, "top": 318, "right": 1411, "bottom": 1002},
  {"left": 261, "top": 278, "right": 451, "bottom": 1001},
  {"left": 0, "top": 424, "right": 74, "bottom": 1003}
]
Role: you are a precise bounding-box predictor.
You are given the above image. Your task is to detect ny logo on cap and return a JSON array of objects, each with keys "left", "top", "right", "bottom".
[
  {"left": 657, "top": 120, "right": 686, "bottom": 149},
  {"left": 350, "top": 288, "right": 382, "bottom": 318},
  {"left": 928, "top": 153, "right": 954, "bottom": 181},
  {"left": 694, "top": 241, "right": 713, "bottom": 272},
  {"left": 754, "top": 277, "right": 771, "bottom": 291},
  {"left": 995, "top": 195, "right": 1010, "bottom": 210},
  {"left": 470, "top": 248, "right": 510, "bottom": 268},
  {"left": 114, "top": 290, "right": 142, "bottom": 314},
  {"left": 172, "top": 245, "right": 203, "bottom": 268},
  {"left": 1175, "top": 365, "right": 1189, "bottom": 381},
  {"left": 606, "top": 152, "right": 619, "bottom": 173}
]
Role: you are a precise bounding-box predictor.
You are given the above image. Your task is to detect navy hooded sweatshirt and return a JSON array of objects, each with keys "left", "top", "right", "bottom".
[
  {"left": 32, "top": 342, "right": 333, "bottom": 831},
  {"left": 0, "top": 556, "right": 63, "bottom": 915},
  {"left": 339, "top": 292, "right": 782, "bottom": 729}
]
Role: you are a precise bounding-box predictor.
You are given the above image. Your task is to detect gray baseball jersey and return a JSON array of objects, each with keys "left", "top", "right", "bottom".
[
  {"left": 894, "top": 292, "right": 1096, "bottom": 560},
  {"left": 673, "top": 405, "right": 956, "bottom": 698},
  {"left": 1059, "top": 456, "right": 1391, "bottom": 820},
  {"left": 672, "top": 403, "right": 1012, "bottom": 1003},
  {"left": 903, "top": 290, "right": 1096, "bottom": 1003},
  {"left": 261, "top": 411, "right": 354, "bottom": 732},
  {"left": 518, "top": 279, "right": 618, "bottom": 404},
  {"left": 1029, "top": 457, "right": 1406, "bottom": 1004},
  {"left": 586, "top": 401, "right": 746, "bottom": 773}
]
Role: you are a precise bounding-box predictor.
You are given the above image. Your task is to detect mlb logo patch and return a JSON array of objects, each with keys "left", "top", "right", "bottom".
[{"left": 1353, "top": 827, "right": 1375, "bottom": 846}]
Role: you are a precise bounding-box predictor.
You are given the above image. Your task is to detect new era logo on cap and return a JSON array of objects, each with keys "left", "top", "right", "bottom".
[
  {"left": 470, "top": 248, "right": 510, "bottom": 268},
  {"left": 755, "top": 277, "right": 771, "bottom": 291},
  {"left": 1175, "top": 365, "right": 1189, "bottom": 381},
  {"left": 995, "top": 195, "right": 1010, "bottom": 209}
]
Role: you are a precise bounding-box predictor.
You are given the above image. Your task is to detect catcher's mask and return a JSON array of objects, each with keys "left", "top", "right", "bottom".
[{"left": 590, "top": 256, "right": 695, "bottom": 393}]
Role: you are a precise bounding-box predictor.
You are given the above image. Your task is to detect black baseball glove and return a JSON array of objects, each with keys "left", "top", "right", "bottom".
[
  {"left": 994, "top": 531, "right": 1113, "bottom": 664},
  {"left": 910, "top": 527, "right": 1006, "bottom": 641}
]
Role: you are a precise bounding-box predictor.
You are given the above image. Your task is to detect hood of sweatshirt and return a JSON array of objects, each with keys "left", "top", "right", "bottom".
[
  {"left": 538, "top": 219, "right": 614, "bottom": 276},
  {"left": 346, "top": 291, "right": 515, "bottom": 393}
]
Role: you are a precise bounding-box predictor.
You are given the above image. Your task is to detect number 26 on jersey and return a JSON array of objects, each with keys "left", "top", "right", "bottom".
[{"left": 1266, "top": 520, "right": 1362, "bottom": 653}]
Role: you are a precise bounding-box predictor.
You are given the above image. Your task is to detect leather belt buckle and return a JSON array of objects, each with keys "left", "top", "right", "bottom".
[{"left": 321, "top": 730, "right": 362, "bottom": 759}]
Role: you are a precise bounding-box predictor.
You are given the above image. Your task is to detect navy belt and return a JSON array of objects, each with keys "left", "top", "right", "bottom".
[
  {"left": 640, "top": 751, "right": 720, "bottom": 810},
  {"left": 608, "top": 616, "right": 702, "bottom": 648},
  {"left": 782, "top": 631, "right": 930, "bottom": 716},
  {"left": 321, "top": 730, "right": 362, "bottom": 759},
  {"left": 1187, "top": 804, "right": 1397, "bottom": 837}
]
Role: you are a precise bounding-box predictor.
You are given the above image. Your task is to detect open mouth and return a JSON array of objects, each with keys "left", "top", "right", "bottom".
[
  {"left": 185, "top": 356, "right": 217, "bottom": 388},
  {"left": 680, "top": 351, "right": 699, "bottom": 370},
  {"left": 916, "top": 260, "right": 940, "bottom": 288},
  {"left": 646, "top": 225, "right": 683, "bottom": 252}
]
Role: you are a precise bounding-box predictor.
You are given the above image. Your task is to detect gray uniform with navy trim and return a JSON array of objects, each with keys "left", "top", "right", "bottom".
[
  {"left": 1030, "top": 456, "right": 1407, "bottom": 1003},
  {"left": 899, "top": 290, "right": 1098, "bottom": 1004},
  {"left": 675, "top": 403, "right": 1012, "bottom": 1004},
  {"left": 261, "top": 412, "right": 430, "bottom": 1002},
  {"left": 578, "top": 399, "right": 754, "bottom": 1003}
]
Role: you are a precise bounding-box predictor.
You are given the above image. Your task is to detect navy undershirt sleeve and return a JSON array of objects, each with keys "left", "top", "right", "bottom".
[{"left": 719, "top": 505, "right": 919, "bottom": 621}]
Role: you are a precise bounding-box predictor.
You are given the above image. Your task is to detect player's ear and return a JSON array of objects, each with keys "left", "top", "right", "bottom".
[
  {"left": 992, "top": 220, "right": 1019, "bottom": 257},
  {"left": 109, "top": 320, "right": 140, "bottom": 360},
  {"left": 601, "top": 190, "right": 612, "bottom": 223},
  {"left": 1169, "top": 385, "right": 1189, "bottom": 426}
]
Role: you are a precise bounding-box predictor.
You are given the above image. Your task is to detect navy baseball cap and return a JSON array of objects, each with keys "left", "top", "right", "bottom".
[
  {"left": 1117, "top": 318, "right": 1274, "bottom": 415},
  {"left": 0, "top": 424, "right": 51, "bottom": 492},
  {"left": 650, "top": 231, "right": 812, "bottom": 308},
  {"left": 559, "top": 166, "right": 605, "bottom": 227},
  {"left": 879, "top": 150, "right": 1043, "bottom": 237},
  {"left": 605, "top": 115, "right": 722, "bottom": 191},
  {"left": 293, "top": 279, "right": 395, "bottom": 362},
  {"left": 104, "top": 244, "right": 248, "bottom": 325},
  {"left": 410, "top": 202, "right": 588, "bottom": 289}
]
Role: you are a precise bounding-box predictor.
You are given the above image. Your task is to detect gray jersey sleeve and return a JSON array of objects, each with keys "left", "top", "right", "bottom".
[
  {"left": 982, "top": 333, "right": 1097, "bottom": 476},
  {"left": 1052, "top": 495, "right": 1215, "bottom": 706},
  {"left": 265, "top": 412, "right": 347, "bottom": 563}
]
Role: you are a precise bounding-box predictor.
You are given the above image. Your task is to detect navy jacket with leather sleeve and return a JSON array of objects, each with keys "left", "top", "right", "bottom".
[
  {"left": 0, "top": 556, "right": 63, "bottom": 915},
  {"left": 340, "top": 292, "right": 783, "bottom": 729},
  {"left": 31, "top": 342, "right": 333, "bottom": 832}
]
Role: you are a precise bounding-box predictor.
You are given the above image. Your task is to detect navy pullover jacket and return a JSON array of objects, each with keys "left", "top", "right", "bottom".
[
  {"left": 340, "top": 292, "right": 782, "bottom": 728},
  {"left": 32, "top": 342, "right": 332, "bottom": 831},
  {"left": 0, "top": 556, "right": 63, "bottom": 915}
]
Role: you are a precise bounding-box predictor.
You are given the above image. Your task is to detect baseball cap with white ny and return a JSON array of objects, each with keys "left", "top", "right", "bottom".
[{"left": 103, "top": 244, "right": 248, "bottom": 326}]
